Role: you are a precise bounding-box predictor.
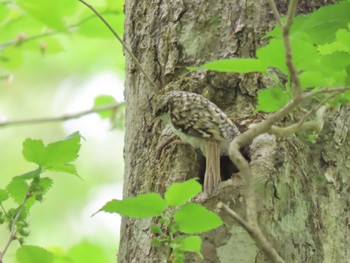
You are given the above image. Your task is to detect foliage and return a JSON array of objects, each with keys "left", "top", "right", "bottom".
[
  {"left": 191, "top": 1, "right": 350, "bottom": 112},
  {"left": 0, "top": 0, "right": 125, "bottom": 76},
  {"left": 97, "top": 179, "right": 223, "bottom": 262},
  {"left": 0, "top": 133, "right": 82, "bottom": 262},
  {"left": 1, "top": 0, "right": 350, "bottom": 262}
]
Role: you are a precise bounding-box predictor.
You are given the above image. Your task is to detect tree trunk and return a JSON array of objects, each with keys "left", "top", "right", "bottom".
[{"left": 120, "top": 0, "right": 348, "bottom": 262}]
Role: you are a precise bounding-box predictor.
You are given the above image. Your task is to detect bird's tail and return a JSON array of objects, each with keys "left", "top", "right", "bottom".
[{"left": 204, "top": 141, "right": 221, "bottom": 194}]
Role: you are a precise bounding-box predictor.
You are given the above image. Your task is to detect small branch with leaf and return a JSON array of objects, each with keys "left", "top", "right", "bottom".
[{"left": 0, "top": 133, "right": 82, "bottom": 262}]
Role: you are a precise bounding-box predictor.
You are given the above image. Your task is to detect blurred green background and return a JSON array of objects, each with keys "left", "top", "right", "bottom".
[{"left": 0, "top": 0, "right": 125, "bottom": 262}]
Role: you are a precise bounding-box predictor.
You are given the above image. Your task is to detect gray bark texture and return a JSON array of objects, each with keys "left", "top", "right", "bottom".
[{"left": 120, "top": 0, "right": 349, "bottom": 262}]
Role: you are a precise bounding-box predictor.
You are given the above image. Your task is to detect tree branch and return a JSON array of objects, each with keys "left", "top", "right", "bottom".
[
  {"left": 283, "top": 0, "right": 301, "bottom": 97},
  {"left": 78, "top": 0, "right": 158, "bottom": 89},
  {"left": 0, "top": 11, "right": 117, "bottom": 50},
  {"left": 0, "top": 103, "right": 123, "bottom": 128},
  {"left": 304, "top": 86, "right": 350, "bottom": 99},
  {"left": 267, "top": 0, "right": 282, "bottom": 27},
  {"left": 269, "top": 93, "right": 334, "bottom": 137},
  {"left": 0, "top": 191, "right": 32, "bottom": 263},
  {"left": 217, "top": 202, "right": 285, "bottom": 263}
]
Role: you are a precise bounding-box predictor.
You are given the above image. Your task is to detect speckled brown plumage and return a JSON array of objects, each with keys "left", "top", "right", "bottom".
[{"left": 155, "top": 90, "right": 241, "bottom": 193}]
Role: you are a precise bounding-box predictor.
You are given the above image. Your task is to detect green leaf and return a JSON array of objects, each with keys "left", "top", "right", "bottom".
[
  {"left": 67, "top": 240, "right": 110, "bottom": 263},
  {"left": 181, "top": 236, "right": 203, "bottom": 258},
  {"left": 93, "top": 95, "right": 117, "bottom": 119},
  {"left": 191, "top": 58, "right": 267, "bottom": 73},
  {"left": 38, "top": 177, "right": 54, "bottom": 195},
  {"left": 256, "top": 39, "right": 286, "bottom": 72},
  {"left": 294, "top": 2, "right": 350, "bottom": 44},
  {"left": 22, "top": 139, "right": 46, "bottom": 165},
  {"left": 255, "top": 86, "right": 291, "bottom": 113},
  {"left": 257, "top": 37, "right": 319, "bottom": 73},
  {"left": 98, "top": 193, "right": 168, "bottom": 218},
  {"left": 22, "top": 132, "right": 81, "bottom": 175},
  {"left": 48, "top": 163, "right": 79, "bottom": 176},
  {"left": 78, "top": 13, "right": 123, "bottom": 39},
  {"left": 174, "top": 203, "right": 223, "bottom": 234},
  {"left": 6, "top": 177, "right": 29, "bottom": 204},
  {"left": 165, "top": 179, "right": 202, "bottom": 206},
  {"left": 318, "top": 29, "right": 350, "bottom": 55},
  {"left": 18, "top": 168, "right": 42, "bottom": 180},
  {"left": 17, "top": 0, "right": 66, "bottom": 31},
  {"left": 0, "top": 47, "right": 24, "bottom": 69},
  {"left": 299, "top": 71, "right": 327, "bottom": 89},
  {"left": 43, "top": 132, "right": 81, "bottom": 168},
  {"left": 0, "top": 4, "right": 9, "bottom": 22},
  {"left": 0, "top": 189, "right": 9, "bottom": 202},
  {"left": 16, "top": 245, "right": 54, "bottom": 263}
]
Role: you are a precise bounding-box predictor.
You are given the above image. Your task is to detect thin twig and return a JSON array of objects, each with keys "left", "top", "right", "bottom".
[
  {"left": 283, "top": 0, "right": 301, "bottom": 98},
  {"left": 285, "top": 0, "right": 298, "bottom": 28},
  {"left": 0, "top": 191, "right": 32, "bottom": 263},
  {"left": 0, "top": 103, "right": 122, "bottom": 128},
  {"left": 269, "top": 93, "right": 335, "bottom": 137},
  {"left": 304, "top": 86, "right": 350, "bottom": 99},
  {"left": 218, "top": 202, "right": 285, "bottom": 263},
  {"left": 0, "top": 204, "right": 7, "bottom": 215},
  {"left": 0, "top": 12, "right": 117, "bottom": 49},
  {"left": 78, "top": 0, "right": 157, "bottom": 89},
  {"left": 267, "top": 0, "right": 282, "bottom": 27}
]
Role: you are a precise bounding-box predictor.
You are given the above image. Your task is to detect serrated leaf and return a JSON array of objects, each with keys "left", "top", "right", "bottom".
[
  {"left": 318, "top": 29, "right": 350, "bottom": 55},
  {"left": 6, "top": 177, "right": 29, "bottom": 204},
  {"left": 98, "top": 193, "right": 168, "bottom": 218},
  {"left": 191, "top": 58, "right": 267, "bottom": 73},
  {"left": 22, "top": 132, "right": 81, "bottom": 173},
  {"left": 0, "top": 189, "right": 9, "bottom": 202},
  {"left": 22, "top": 139, "right": 46, "bottom": 165},
  {"left": 93, "top": 95, "right": 117, "bottom": 119},
  {"left": 255, "top": 86, "right": 291, "bottom": 113},
  {"left": 181, "top": 236, "right": 203, "bottom": 258},
  {"left": 38, "top": 177, "right": 54, "bottom": 195},
  {"left": 295, "top": 2, "right": 350, "bottom": 44},
  {"left": 165, "top": 179, "right": 202, "bottom": 206},
  {"left": 174, "top": 203, "right": 223, "bottom": 234},
  {"left": 16, "top": 245, "right": 54, "bottom": 263}
]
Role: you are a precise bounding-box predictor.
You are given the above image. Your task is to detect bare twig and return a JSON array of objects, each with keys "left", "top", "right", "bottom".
[
  {"left": 304, "top": 86, "right": 350, "bottom": 99},
  {"left": 269, "top": 94, "right": 335, "bottom": 137},
  {"left": 0, "top": 103, "right": 122, "bottom": 128},
  {"left": 0, "top": 11, "right": 117, "bottom": 49},
  {"left": 267, "top": 0, "right": 282, "bottom": 26},
  {"left": 285, "top": 0, "right": 298, "bottom": 28},
  {"left": 78, "top": 0, "right": 157, "bottom": 89},
  {"left": 0, "top": 191, "right": 32, "bottom": 263},
  {"left": 218, "top": 202, "right": 285, "bottom": 263},
  {"left": 268, "top": 0, "right": 301, "bottom": 97},
  {"left": 283, "top": 0, "right": 301, "bottom": 97}
]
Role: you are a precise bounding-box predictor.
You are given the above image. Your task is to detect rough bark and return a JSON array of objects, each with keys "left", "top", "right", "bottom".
[{"left": 120, "top": 0, "right": 348, "bottom": 262}]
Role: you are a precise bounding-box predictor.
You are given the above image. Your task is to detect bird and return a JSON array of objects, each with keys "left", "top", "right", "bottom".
[{"left": 154, "top": 90, "right": 241, "bottom": 193}]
